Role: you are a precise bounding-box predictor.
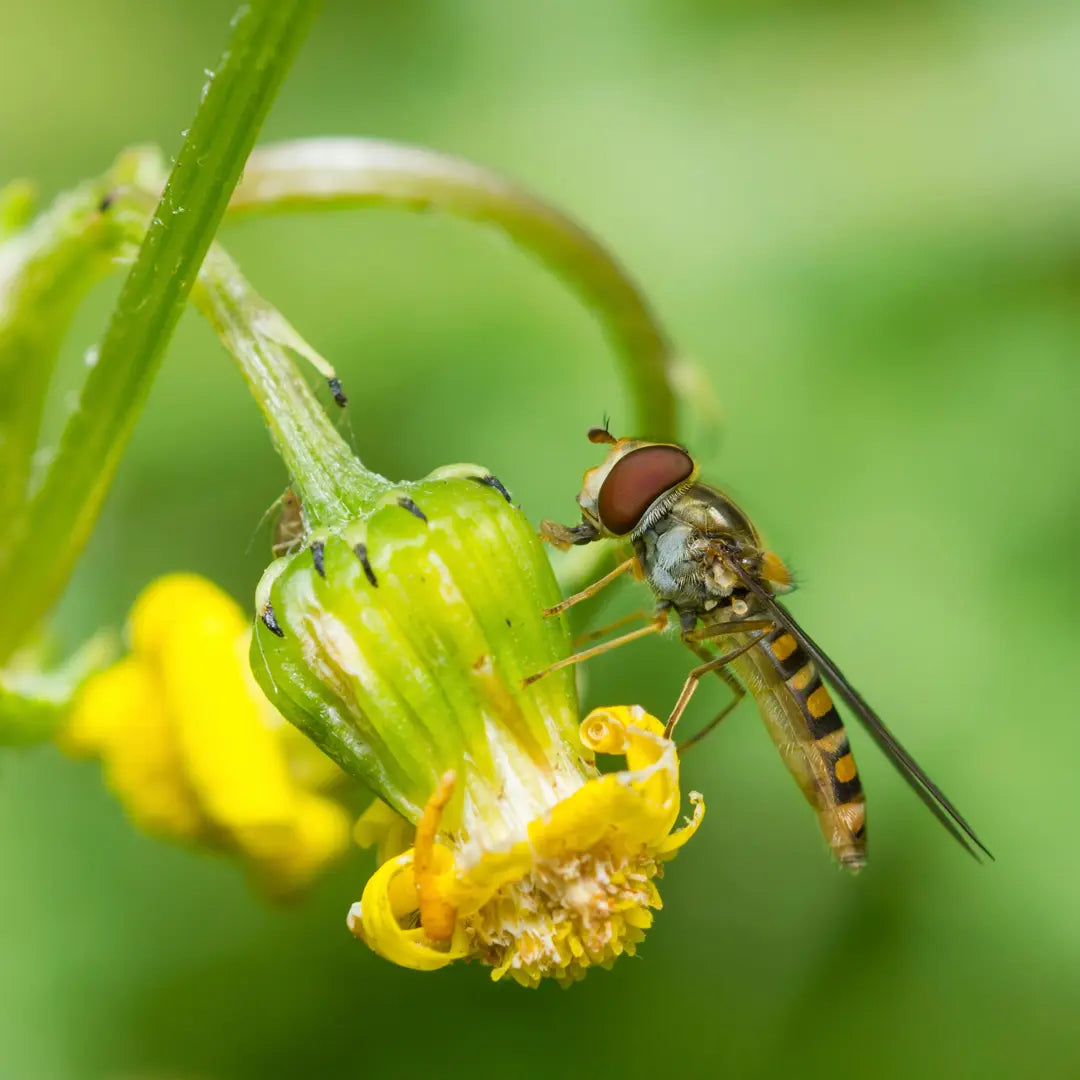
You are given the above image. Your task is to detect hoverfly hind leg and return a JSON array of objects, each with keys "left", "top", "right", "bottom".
[
  {"left": 664, "top": 630, "right": 771, "bottom": 739},
  {"left": 676, "top": 667, "right": 746, "bottom": 753}
]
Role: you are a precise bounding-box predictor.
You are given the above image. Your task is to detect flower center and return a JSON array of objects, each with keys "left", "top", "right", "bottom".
[{"left": 466, "top": 844, "right": 662, "bottom": 988}]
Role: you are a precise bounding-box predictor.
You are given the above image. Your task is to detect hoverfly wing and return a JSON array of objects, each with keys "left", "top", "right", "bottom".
[{"left": 734, "top": 569, "right": 993, "bottom": 862}]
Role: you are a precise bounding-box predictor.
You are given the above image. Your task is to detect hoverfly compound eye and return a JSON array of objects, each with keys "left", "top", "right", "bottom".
[{"left": 596, "top": 445, "right": 694, "bottom": 535}]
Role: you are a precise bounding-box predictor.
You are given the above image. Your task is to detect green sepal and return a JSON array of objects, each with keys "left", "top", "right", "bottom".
[
  {"left": 0, "top": 633, "right": 116, "bottom": 747},
  {"left": 250, "top": 465, "right": 584, "bottom": 827}
]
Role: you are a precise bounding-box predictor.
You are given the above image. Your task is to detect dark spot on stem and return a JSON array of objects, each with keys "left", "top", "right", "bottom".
[
  {"left": 399, "top": 497, "right": 428, "bottom": 523},
  {"left": 98, "top": 192, "right": 115, "bottom": 213},
  {"left": 261, "top": 604, "right": 285, "bottom": 637},
  {"left": 311, "top": 540, "right": 326, "bottom": 578},
  {"left": 353, "top": 542, "right": 378, "bottom": 587},
  {"left": 472, "top": 474, "right": 513, "bottom": 503}
]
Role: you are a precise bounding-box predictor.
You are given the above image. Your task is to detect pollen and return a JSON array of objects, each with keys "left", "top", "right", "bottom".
[{"left": 467, "top": 845, "right": 663, "bottom": 988}]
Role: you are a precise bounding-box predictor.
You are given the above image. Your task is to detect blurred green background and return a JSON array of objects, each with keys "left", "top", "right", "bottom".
[{"left": 3, "top": 1, "right": 1080, "bottom": 1077}]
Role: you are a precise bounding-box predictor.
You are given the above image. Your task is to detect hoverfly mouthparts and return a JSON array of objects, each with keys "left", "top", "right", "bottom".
[{"left": 539, "top": 519, "right": 600, "bottom": 550}]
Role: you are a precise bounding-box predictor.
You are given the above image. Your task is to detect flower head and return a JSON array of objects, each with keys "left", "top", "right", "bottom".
[
  {"left": 60, "top": 574, "right": 351, "bottom": 895},
  {"left": 351, "top": 705, "right": 703, "bottom": 986},
  {"left": 250, "top": 463, "right": 704, "bottom": 983}
]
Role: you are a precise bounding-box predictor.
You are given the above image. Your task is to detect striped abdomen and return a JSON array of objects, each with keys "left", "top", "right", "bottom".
[{"left": 729, "top": 626, "right": 867, "bottom": 870}]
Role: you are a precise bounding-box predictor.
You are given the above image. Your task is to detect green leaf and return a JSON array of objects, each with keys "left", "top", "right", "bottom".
[
  {"left": 0, "top": 151, "right": 159, "bottom": 541},
  {"left": 0, "top": 0, "right": 323, "bottom": 665},
  {"left": 0, "top": 633, "right": 116, "bottom": 747}
]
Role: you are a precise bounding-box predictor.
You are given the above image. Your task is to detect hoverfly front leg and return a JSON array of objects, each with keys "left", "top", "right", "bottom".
[
  {"left": 522, "top": 603, "right": 670, "bottom": 687},
  {"left": 525, "top": 552, "right": 653, "bottom": 687},
  {"left": 542, "top": 555, "right": 640, "bottom": 617}
]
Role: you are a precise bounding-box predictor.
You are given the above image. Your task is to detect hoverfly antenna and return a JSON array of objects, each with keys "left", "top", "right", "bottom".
[{"left": 587, "top": 414, "right": 616, "bottom": 444}]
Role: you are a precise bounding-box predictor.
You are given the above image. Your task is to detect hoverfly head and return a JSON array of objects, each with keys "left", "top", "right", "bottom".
[{"left": 576, "top": 433, "right": 698, "bottom": 540}]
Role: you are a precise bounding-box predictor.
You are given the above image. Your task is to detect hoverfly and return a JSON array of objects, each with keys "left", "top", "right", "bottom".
[{"left": 531, "top": 428, "right": 990, "bottom": 870}]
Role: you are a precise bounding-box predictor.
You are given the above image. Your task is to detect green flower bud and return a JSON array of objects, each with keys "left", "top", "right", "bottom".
[{"left": 250, "top": 463, "right": 589, "bottom": 848}]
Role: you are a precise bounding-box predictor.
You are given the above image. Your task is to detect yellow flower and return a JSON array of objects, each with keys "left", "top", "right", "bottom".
[
  {"left": 247, "top": 466, "right": 707, "bottom": 983},
  {"left": 59, "top": 573, "right": 351, "bottom": 895},
  {"left": 348, "top": 705, "right": 704, "bottom": 987}
]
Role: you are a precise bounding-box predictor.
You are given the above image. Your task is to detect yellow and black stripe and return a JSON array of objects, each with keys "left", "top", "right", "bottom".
[{"left": 760, "top": 626, "right": 867, "bottom": 857}]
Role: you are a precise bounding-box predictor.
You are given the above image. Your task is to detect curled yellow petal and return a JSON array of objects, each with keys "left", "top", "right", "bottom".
[
  {"left": 348, "top": 849, "right": 470, "bottom": 971},
  {"left": 349, "top": 705, "right": 705, "bottom": 986}
]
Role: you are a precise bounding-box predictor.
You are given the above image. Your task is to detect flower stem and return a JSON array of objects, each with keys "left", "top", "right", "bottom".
[
  {"left": 193, "top": 244, "right": 390, "bottom": 529},
  {"left": 0, "top": 0, "right": 322, "bottom": 665},
  {"left": 229, "top": 138, "right": 682, "bottom": 442}
]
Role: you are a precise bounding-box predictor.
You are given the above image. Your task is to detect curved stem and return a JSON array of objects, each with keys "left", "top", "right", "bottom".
[{"left": 230, "top": 138, "right": 681, "bottom": 443}]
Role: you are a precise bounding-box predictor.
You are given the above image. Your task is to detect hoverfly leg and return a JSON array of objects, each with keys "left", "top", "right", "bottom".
[
  {"left": 543, "top": 556, "right": 640, "bottom": 618},
  {"left": 677, "top": 667, "right": 746, "bottom": 753},
  {"left": 682, "top": 618, "right": 774, "bottom": 644},
  {"left": 664, "top": 629, "right": 772, "bottom": 739},
  {"left": 573, "top": 608, "right": 652, "bottom": 647},
  {"left": 523, "top": 607, "right": 669, "bottom": 687}
]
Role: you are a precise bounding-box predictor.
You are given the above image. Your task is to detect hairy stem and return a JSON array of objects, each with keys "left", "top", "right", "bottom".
[{"left": 193, "top": 244, "right": 390, "bottom": 529}]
